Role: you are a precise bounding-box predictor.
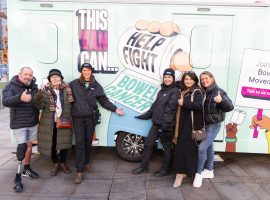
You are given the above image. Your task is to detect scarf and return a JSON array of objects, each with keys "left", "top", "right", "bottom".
[
  {"left": 45, "top": 81, "right": 74, "bottom": 112},
  {"left": 172, "top": 88, "right": 191, "bottom": 144}
]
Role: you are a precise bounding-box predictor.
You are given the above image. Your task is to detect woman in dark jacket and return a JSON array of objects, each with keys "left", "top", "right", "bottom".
[
  {"left": 70, "top": 63, "right": 124, "bottom": 184},
  {"left": 132, "top": 68, "right": 179, "bottom": 177},
  {"left": 173, "top": 72, "right": 204, "bottom": 188},
  {"left": 193, "top": 71, "right": 234, "bottom": 188},
  {"left": 34, "top": 69, "right": 74, "bottom": 176}
]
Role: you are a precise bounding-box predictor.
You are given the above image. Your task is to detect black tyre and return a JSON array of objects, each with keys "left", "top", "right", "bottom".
[{"left": 116, "top": 132, "right": 145, "bottom": 162}]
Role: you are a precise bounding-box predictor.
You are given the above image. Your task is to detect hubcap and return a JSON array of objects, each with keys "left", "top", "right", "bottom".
[{"left": 122, "top": 133, "right": 145, "bottom": 158}]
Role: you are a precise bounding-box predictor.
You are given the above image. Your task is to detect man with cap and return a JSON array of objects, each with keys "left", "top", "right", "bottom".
[
  {"left": 132, "top": 68, "right": 179, "bottom": 177},
  {"left": 2, "top": 67, "right": 39, "bottom": 192},
  {"left": 34, "top": 68, "right": 74, "bottom": 177},
  {"left": 69, "top": 63, "right": 124, "bottom": 184}
]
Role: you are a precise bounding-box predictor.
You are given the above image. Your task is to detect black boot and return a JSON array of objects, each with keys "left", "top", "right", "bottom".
[{"left": 13, "top": 174, "right": 23, "bottom": 192}]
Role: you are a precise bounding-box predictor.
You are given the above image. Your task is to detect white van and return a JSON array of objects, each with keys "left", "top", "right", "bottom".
[{"left": 7, "top": 0, "right": 270, "bottom": 160}]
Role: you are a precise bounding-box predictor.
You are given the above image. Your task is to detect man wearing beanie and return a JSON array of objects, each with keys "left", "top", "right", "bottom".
[
  {"left": 132, "top": 68, "right": 179, "bottom": 177},
  {"left": 69, "top": 63, "right": 125, "bottom": 184}
]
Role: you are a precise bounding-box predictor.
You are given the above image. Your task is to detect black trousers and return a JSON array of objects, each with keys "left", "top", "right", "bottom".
[
  {"left": 73, "top": 117, "right": 95, "bottom": 172},
  {"left": 51, "top": 123, "right": 68, "bottom": 163},
  {"left": 140, "top": 124, "right": 173, "bottom": 171}
]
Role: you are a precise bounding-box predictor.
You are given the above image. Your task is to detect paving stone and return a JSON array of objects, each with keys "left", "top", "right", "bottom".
[
  {"left": 245, "top": 183, "right": 270, "bottom": 200},
  {"left": 111, "top": 177, "right": 146, "bottom": 193},
  {"left": 109, "top": 190, "right": 146, "bottom": 200},
  {"left": 181, "top": 179, "right": 222, "bottom": 200},
  {"left": 74, "top": 179, "right": 112, "bottom": 194},
  {"left": 147, "top": 187, "right": 184, "bottom": 200},
  {"left": 212, "top": 182, "right": 259, "bottom": 200},
  {"left": 70, "top": 193, "right": 108, "bottom": 200}
]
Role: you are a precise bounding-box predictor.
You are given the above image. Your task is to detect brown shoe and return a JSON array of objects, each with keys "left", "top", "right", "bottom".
[
  {"left": 60, "top": 163, "right": 71, "bottom": 174},
  {"left": 74, "top": 172, "right": 83, "bottom": 184},
  {"left": 50, "top": 163, "right": 59, "bottom": 176},
  {"left": 85, "top": 164, "right": 91, "bottom": 173}
]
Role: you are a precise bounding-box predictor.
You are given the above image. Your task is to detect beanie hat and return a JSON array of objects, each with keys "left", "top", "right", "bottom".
[
  {"left": 163, "top": 68, "right": 175, "bottom": 80},
  {"left": 80, "top": 63, "right": 93, "bottom": 72},
  {"left": 47, "top": 69, "right": 64, "bottom": 82}
]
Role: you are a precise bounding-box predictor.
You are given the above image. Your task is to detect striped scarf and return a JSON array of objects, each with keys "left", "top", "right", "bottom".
[{"left": 45, "top": 81, "right": 74, "bottom": 112}]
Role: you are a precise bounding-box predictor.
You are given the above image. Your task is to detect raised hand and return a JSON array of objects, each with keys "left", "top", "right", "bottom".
[
  {"left": 178, "top": 95, "right": 183, "bottom": 106},
  {"left": 116, "top": 108, "right": 125, "bottom": 116},
  {"left": 214, "top": 91, "right": 222, "bottom": 103},
  {"left": 20, "top": 89, "right": 31, "bottom": 102},
  {"left": 249, "top": 115, "right": 270, "bottom": 131}
]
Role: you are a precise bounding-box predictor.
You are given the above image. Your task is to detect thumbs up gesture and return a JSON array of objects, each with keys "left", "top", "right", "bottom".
[
  {"left": 214, "top": 91, "right": 222, "bottom": 103},
  {"left": 178, "top": 94, "right": 184, "bottom": 106},
  {"left": 20, "top": 89, "right": 32, "bottom": 102}
]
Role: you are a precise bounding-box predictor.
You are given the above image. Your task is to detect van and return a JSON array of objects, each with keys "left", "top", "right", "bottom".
[{"left": 7, "top": 0, "right": 270, "bottom": 160}]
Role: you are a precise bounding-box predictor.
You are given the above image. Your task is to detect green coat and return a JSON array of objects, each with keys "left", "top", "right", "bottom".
[{"left": 34, "top": 87, "right": 73, "bottom": 156}]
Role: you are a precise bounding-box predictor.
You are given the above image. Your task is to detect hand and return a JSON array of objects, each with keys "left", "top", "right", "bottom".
[
  {"left": 226, "top": 123, "right": 238, "bottom": 138},
  {"left": 178, "top": 95, "right": 183, "bottom": 106},
  {"left": 249, "top": 115, "right": 270, "bottom": 131},
  {"left": 20, "top": 89, "right": 31, "bottom": 102},
  {"left": 214, "top": 91, "right": 222, "bottom": 103},
  {"left": 135, "top": 115, "right": 143, "bottom": 119},
  {"left": 35, "top": 90, "right": 44, "bottom": 100},
  {"left": 116, "top": 108, "right": 124, "bottom": 116}
]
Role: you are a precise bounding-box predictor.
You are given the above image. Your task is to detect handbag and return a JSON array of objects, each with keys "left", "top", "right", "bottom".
[
  {"left": 56, "top": 117, "right": 72, "bottom": 129},
  {"left": 191, "top": 89, "right": 207, "bottom": 143}
]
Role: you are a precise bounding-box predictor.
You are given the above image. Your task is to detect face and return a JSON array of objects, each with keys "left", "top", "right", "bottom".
[
  {"left": 184, "top": 75, "right": 195, "bottom": 88},
  {"left": 19, "top": 68, "right": 33, "bottom": 86},
  {"left": 163, "top": 75, "right": 174, "bottom": 85},
  {"left": 50, "top": 75, "right": 61, "bottom": 87},
  {"left": 82, "top": 67, "right": 92, "bottom": 80},
  {"left": 200, "top": 74, "right": 214, "bottom": 88}
]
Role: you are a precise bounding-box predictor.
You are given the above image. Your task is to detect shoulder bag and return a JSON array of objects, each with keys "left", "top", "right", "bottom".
[{"left": 191, "top": 89, "right": 207, "bottom": 143}]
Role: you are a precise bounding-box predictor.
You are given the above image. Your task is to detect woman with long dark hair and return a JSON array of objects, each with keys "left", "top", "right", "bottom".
[{"left": 173, "top": 72, "right": 204, "bottom": 188}]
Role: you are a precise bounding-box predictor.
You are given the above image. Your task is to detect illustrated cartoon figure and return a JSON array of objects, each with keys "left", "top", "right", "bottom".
[
  {"left": 106, "top": 20, "right": 194, "bottom": 146},
  {"left": 133, "top": 20, "right": 193, "bottom": 78},
  {"left": 225, "top": 109, "right": 246, "bottom": 152},
  {"left": 250, "top": 114, "right": 270, "bottom": 153}
]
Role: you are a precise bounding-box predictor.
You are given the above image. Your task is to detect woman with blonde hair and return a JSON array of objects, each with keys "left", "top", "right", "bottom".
[{"left": 193, "top": 71, "right": 234, "bottom": 188}]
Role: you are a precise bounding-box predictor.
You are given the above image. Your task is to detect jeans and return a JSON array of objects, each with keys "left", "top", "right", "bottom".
[{"left": 197, "top": 122, "right": 221, "bottom": 174}]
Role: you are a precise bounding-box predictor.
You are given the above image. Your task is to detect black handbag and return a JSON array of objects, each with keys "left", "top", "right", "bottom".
[{"left": 191, "top": 89, "right": 207, "bottom": 143}]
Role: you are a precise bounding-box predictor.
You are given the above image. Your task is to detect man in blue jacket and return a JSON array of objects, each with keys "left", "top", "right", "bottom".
[{"left": 3, "top": 67, "right": 39, "bottom": 192}]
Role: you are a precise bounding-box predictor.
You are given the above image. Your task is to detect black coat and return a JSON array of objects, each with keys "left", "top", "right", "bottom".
[
  {"left": 69, "top": 78, "right": 116, "bottom": 118},
  {"left": 174, "top": 88, "right": 204, "bottom": 176},
  {"left": 138, "top": 83, "right": 179, "bottom": 128},
  {"left": 2, "top": 75, "right": 39, "bottom": 129},
  {"left": 204, "top": 84, "right": 234, "bottom": 124}
]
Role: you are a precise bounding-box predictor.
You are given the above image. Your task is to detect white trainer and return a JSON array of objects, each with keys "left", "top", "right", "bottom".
[
  {"left": 193, "top": 173, "right": 203, "bottom": 188},
  {"left": 201, "top": 169, "right": 214, "bottom": 179}
]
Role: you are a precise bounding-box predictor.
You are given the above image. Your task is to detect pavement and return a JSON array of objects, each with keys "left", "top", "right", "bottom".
[{"left": 0, "top": 108, "right": 269, "bottom": 200}]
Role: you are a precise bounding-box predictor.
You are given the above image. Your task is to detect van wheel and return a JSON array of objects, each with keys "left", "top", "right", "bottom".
[{"left": 116, "top": 132, "right": 145, "bottom": 162}]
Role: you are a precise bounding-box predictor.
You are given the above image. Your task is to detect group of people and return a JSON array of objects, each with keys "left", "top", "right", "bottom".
[
  {"left": 2, "top": 63, "right": 124, "bottom": 192},
  {"left": 132, "top": 69, "right": 234, "bottom": 189},
  {"left": 2, "top": 64, "right": 233, "bottom": 193}
]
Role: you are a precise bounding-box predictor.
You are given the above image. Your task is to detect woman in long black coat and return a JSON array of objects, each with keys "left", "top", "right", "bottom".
[{"left": 173, "top": 72, "right": 204, "bottom": 188}]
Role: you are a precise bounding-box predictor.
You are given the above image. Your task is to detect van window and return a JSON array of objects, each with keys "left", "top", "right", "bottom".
[
  {"left": 37, "top": 22, "right": 58, "bottom": 64},
  {"left": 190, "top": 26, "right": 213, "bottom": 68}
]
